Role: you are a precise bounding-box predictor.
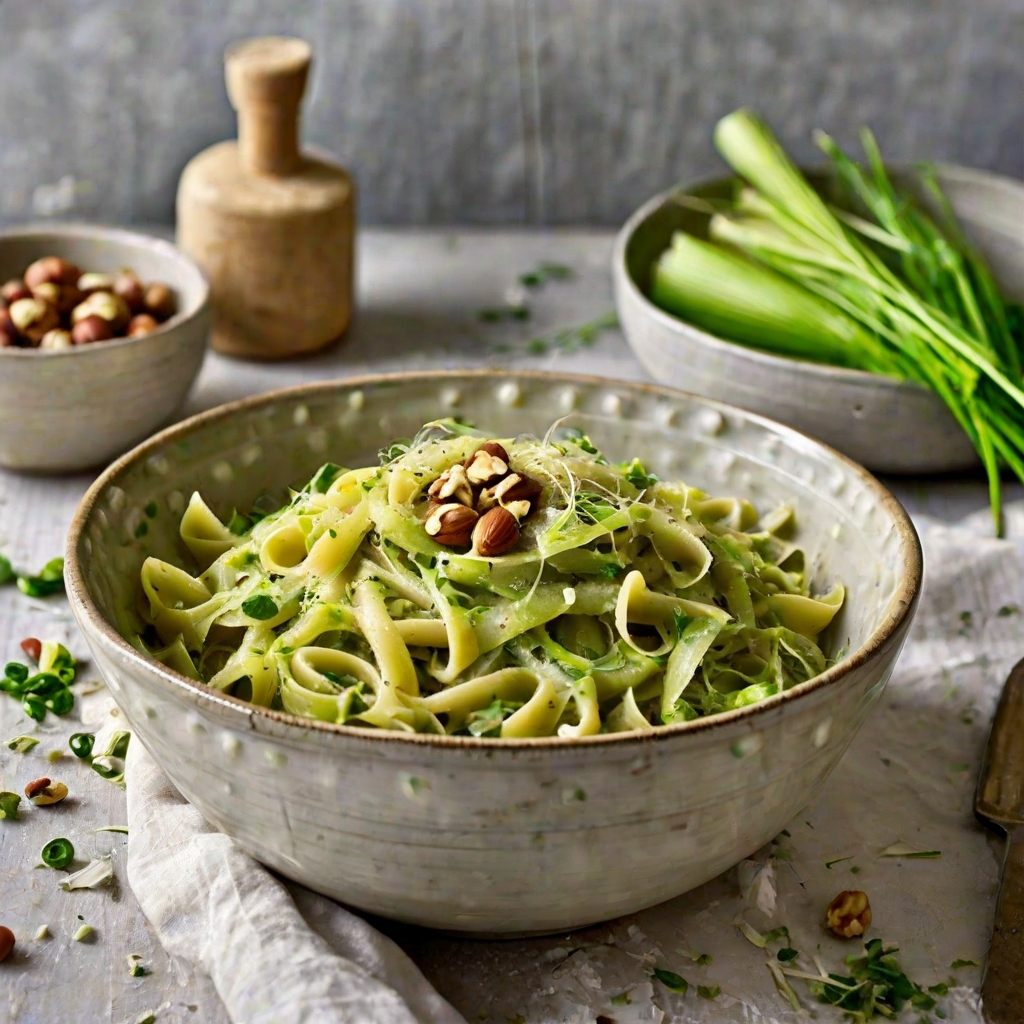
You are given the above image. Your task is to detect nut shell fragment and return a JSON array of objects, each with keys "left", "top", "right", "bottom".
[{"left": 826, "top": 889, "right": 872, "bottom": 939}]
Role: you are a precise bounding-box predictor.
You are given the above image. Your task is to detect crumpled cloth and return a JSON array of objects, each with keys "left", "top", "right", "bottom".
[{"left": 125, "top": 740, "right": 465, "bottom": 1024}]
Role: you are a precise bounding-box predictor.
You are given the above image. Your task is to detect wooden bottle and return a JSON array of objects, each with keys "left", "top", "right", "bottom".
[{"left": 176, "top": 36, "right": 355, "bottom": 359}]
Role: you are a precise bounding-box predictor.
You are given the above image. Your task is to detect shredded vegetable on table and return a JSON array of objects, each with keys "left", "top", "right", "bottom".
[{"left": 136, "top": 420, "right": 844, "bottom": 737}]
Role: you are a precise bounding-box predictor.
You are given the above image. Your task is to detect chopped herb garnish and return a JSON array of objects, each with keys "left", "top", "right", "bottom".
[
  {"left": 826, "top": 856, "right": 853, "bottom": 869},
  {"left": 227, "top": 511, "right": 252, "bottom": 535},
  {"left": 5, "top": 734, "right": 39, "bottom": 753},
  {"left": 879, "top": 843, "right": 942, "bottom": 859},
  {"left": 41, "top": 837, "right": 74, "bottom": 869},
  {"left": 951, "top": 958, "right": 980, "bottom": 969},
  {"left": 623, "top": 458, "right": 658, "bottom": 489},
  {"left": 72, "top": 923, "right": 94, "bottom": 942},
  {"left": 697, "top": 985, "right": 721, "bottom": 1000},
  {"left": 311, "top": 462, "right": 343, "bottom": 493},
  {"left": 127, "top": 953, "right": 148, "bottom": 976},
  {"left": 16, "top": 556, "right": 65, "bottom": 597},
  {"left": 695, "top": 953, "right": 713, "bottom": 966},
  {"left": 998, "top": 604, "right": 1020, "bottom": 617},
  {"left": 609, "top": 990, "right": 632, "bottom": 1006},
  {"left": 651, "top": 967, "right": 689, "bottom": 994},
  {"left": 242, "top": 595, "right": 279, "bottom": 620},
  {"left": 0, "top": 791, "right": 22, "bottom": 820},
  {"left": 69, "top": 732, "right": 95, "bottom": 759},
  {"left": 134, "top": 520, "right": 149, "bottom": 539},
  {"left": 0, "top": 554, "right": 13, "bottom": 585},
  {"left": 777, "top": 947, "right": 799, "bottom": 962},
  {"left": 144, "top": 501, "right": 158, "bottom": 518}
]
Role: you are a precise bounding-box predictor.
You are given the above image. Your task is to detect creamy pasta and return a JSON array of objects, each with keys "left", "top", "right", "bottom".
[{"left": 136, "top": 420, "right": 844, "bottom": 738}]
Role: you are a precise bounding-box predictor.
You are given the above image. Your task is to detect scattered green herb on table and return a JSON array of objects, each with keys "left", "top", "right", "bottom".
[
  {"left": 16, "top": 556, "right": 66, "bottom": 597},
  {"left": 1, "top": 641, "right": 77, "bottom": 722},
  {"left": 651, "top": 967, "right": 689, "bottom": 994},
  {"left": 69, "top": 732, "right": 95, "bottom": 759},
  {"left": 41, "top": 837, "right": 74, "bottom": 869},
  {"left": 951, "top": 958, "right": 981, "bottom": 970},
  {"left": 5, "top": 735, "right": 39, "bottom": 753},
  {"left": 651, "top": 107, "right": 1024, "bottom": 534},
  {"left": 0, "top": 791, "right": 22, "bottom": 820}
]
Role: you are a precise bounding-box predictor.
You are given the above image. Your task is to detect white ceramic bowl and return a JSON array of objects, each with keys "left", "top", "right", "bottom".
[
  {"left": 614, "top": 164, "right": 1024, "bottom": 474},
  {"left": 66, "top": 371, "right": 921, "bottom": 935},
  {"left": 0, "top": 224, "right": 210, "bottom": 473}
]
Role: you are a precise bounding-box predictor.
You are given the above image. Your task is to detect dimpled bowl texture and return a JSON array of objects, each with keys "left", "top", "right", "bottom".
[
  {"left": 615, "top": 164, "right": 1024, "bottom": 474},
  {"left": 66, "top": 371, "right": 921, "bottom": 935},
  {"left": 0, "top": 225, "right": 210, "bottom": 472}
]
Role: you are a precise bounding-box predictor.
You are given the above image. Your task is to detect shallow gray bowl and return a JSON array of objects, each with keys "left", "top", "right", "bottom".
[
  {"left": 614, "top": 165, "right": 1024, "bottom": 474},
  {"left": 0, "top": 224, "right": 210, "bottom": 473},
  {"left": 66, "top": 370, "right": 921, "bottom": 934}
]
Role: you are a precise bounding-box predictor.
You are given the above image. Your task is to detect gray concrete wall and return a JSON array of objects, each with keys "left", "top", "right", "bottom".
[{"left": 1, "top": 0, "right": 1021, "bottom": 226}]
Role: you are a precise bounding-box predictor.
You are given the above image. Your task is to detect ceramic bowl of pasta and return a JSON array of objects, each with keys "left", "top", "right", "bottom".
[
  {"left": 0, "top": 224, "right": 210, "bottom": 472},
  {"left": 65, "top": 370, "right": 920, "bottom": 934}
]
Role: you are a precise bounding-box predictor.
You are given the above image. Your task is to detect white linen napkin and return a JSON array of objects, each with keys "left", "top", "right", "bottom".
[{"left": 125, "top": 740, "right": 465, "bottom": 1024}]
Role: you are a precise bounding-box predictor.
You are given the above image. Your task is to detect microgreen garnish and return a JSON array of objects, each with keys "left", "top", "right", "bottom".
[
  {"left": 694, "top": 953, "right": 713, "bottom": 966},
  {"left": 651, "top": 967, "right": 689, "bottom": 994},
  {"left": 134, "top": 521, "right": 149, "bottom": 539},
  {"left": 998, "top": 604, "right": 1019, "bottom": 617},
  {"left": 127, "top": 953, "right": 148, "bottom": 977},
  {"left": 951, "top": 958, "right": 980, "bottom": 969},
  {"left": 242, "top": 595, "right": 279, "bottom": 620},
  {"left": 462, "top": 699, "right": 524, "bottom": 737},
  {"left": 144, "top": 501, "right": 158, "bottom": 518},
  {"left": 697, "top": 984, "right": 721, "bottom": 1000},
  {"left": 622, "top": 458, "right": 658, "bottom": 489},
  {"left": 826, "top": 856, "right": 853, "bottom": 869},
  {"left": 41, "top": 837, "right": 74, "bottom": 869},
  {"left": 777, "top": 947, "right": 799, "bottom": 962},
  {"left": 227, "top": 511, "right": 253, "bottom": 535}
]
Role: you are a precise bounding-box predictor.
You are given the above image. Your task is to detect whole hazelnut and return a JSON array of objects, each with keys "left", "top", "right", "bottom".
[
  {"left": 24, "top": 256, "right": 81, "bottom": 289},
  {"left": 127, "top": 313, "right": 160, "bottom": 337},
  {"left": 71, "top": 291, "right": 130, "bottom": 333},
  {"left": 424, "top": 502, "right": 479, "bottom": 548},
  {"left": 9, "top": 297, "right": 59, "bottom": 344},
  {"left": 113, "top": 271, "right": 146, "bottom": 313},
  {"left": 0, "top": 925, "right": 14, "bottom": 963},
  {"left": 0, "top": 308, "right": 18, "bottom": 347},
  {"left": 71, "top": 314, "right": 114, "bottom": 345},
  {"left": 144, "top": 282, "right": 176, "bottom": 321},
  {"left": 77, "top": 272, "right": 116, "bottom": 295},
  {"left": 472, "top": 506, "right": 521, "bottom": 557},
  {"left": 0, "top": 279, "right": 31, "bottom": 304},
  {"left": 40, "top": 328, "right": 73, "bottom": 351},
  {"left": 826, "top": 889, "right": 872, "bottom": 939}
]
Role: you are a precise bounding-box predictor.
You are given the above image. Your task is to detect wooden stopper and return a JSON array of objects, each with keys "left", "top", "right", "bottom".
[{"left": 225, "top": 37, "right": 311, "bottom": 177}]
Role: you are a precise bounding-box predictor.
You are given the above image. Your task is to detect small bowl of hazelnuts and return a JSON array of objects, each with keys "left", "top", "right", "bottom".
[{"left": 0, "top": 224, "right": 210, "bottom": 473}]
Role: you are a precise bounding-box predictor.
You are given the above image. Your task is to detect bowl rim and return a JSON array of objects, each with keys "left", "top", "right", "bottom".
[
  {"left": 612, "top": 161, "right": 1023, "bottom": 392},
  {"left": 0, "top": 222, "right": 209, "bottom": 359},
  {"left": 65, "top": 369, "right": 923, "bottom": 750}
]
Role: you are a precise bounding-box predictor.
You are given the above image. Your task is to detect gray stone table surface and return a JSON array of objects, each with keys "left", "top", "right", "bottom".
[{"left": 0, "top": 228, "right": 1011, "bottom": 1024}]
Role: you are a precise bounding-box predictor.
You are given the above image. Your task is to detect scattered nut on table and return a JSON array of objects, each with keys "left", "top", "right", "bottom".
[
  {"left": 0, "top": 255, "right": 177, "bottom": 349},
  {"left": 24, "top": 778, "right": 69, "bottom": 806},
  {"left": 826, "top": 889, "right": 872, "bottom": 938},
  {"left": 0, "top": 925, "right": 14, "bottom": 963}
]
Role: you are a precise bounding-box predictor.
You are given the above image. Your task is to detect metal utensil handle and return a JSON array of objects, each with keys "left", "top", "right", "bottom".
[{"left": 984, "top": 824, "right": 1024, "bottom": 1022}]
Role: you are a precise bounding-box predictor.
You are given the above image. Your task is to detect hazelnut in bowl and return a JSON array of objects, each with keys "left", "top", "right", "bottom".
[{"left": 0, "top": 224, "right": 210, "bottom": 472}]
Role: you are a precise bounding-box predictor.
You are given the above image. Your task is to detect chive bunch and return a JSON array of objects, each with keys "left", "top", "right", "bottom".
[{"left": 653, "top": 109, "right": 1024, "bottom": 533}]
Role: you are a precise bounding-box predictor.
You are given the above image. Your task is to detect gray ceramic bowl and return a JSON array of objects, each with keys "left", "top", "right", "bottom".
[
  {"left": 614, "top": 164, "right": 1024, "bottom": 474},
  {"left": 0, "top": 224, "right": 210, "bottom": 473},
  {"left": 66, "top": 371, "right": 921, "bottom": 935}
]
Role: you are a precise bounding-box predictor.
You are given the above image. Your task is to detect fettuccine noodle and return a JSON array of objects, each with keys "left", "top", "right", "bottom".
[{"left": 137, "top": 420, "right": 843, "bottom": 737}]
